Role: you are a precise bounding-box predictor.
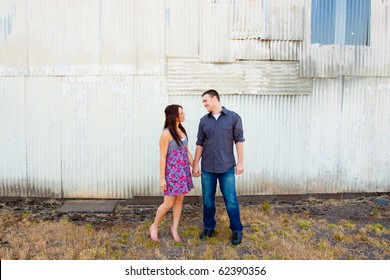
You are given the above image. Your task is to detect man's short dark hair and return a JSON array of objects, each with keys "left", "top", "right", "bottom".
[{"left": 202, "top": 89, "right": 220, "bottom": 101}]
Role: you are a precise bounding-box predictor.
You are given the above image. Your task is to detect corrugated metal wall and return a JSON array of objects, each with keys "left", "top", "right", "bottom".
[{"left": 0, "top": 0, "right": 389, "bottom": 198}]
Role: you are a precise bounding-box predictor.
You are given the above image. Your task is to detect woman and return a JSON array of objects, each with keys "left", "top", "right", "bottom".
[{"left": 149, "top": 104, "right": 194, "bottom": 242}]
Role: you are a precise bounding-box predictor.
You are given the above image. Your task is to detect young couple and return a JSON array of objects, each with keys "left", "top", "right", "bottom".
[{"left": 149, "top": 89, "right": 245, "bottom": 245}]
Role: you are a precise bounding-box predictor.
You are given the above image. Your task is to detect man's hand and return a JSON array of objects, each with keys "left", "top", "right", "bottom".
[
  {"left": 192, "top": 165, "right": 202, "bottom": 177},
  {"left": 235, "top": 162, "right": 244, "bottom": 175}
]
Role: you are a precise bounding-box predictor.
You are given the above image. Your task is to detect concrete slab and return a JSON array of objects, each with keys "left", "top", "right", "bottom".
[{"left": 57, "top": 200, "right": 118, "bottom": 213}]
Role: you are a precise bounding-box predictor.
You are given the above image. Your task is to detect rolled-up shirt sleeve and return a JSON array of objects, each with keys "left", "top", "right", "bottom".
[
  {"left": 196, "top": 120, "right": 205, "bottom": 146},
  {"left": 233, "top": 115, "right": 245, "bottom": 143}
]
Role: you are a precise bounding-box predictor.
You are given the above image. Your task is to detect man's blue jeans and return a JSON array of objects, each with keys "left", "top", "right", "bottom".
[{"left": 201, "top": 167, "right": 243, "bottom": 232}]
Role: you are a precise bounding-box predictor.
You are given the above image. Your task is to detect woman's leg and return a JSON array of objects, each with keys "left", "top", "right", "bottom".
[
  {"left": 171, "top": 194, "right": 185, "bottom": 240},
  {"left": 150, "top": 196, "right": 175, "bottom": 240}
]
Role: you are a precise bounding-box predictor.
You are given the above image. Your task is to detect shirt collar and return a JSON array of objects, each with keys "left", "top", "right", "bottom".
[{"left": 208, "top": 106, "right": 228, "bottom": 117}]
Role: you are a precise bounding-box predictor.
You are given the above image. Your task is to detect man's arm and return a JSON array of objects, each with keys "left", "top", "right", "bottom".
[
  {"left": 192, "top": 145, "right": 203, "bottom": 177},
  {"left": 235, "top": 141, "right": 244, "bottom": 175}
]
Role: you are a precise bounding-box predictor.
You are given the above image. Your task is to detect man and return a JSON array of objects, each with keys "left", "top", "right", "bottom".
[{"left": 192, "top": 89, "right": 245, "bottom": 245}]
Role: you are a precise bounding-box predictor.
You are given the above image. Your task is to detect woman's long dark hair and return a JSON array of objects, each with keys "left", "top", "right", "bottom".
[{"left": 164, "top": 104, "right": 187, "bottom": 147}]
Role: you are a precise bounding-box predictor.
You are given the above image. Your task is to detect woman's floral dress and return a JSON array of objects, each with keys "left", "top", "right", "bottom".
[{"left": 164, "top": 136, "right": 194, "bottom": 196}]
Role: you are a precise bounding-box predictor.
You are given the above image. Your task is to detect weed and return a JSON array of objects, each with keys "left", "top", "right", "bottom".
[
  {"left": 98, "top": 248, "right": 106, "bottom": 258},
  {"left": 182, "top": 225, "right": 198, "bottom": 238},
  {"left": 113, "top": 250, "right": 123, "bottom": 260},
  {"left": 22, "top": 211, "right": 30, "bottom": 219},
  {"left": 251, "top": 224, "right": 261, "bottom": 232},
  {"left": 118, "top": 233, "right": 128, "bottom": 245},
  {"left": 328, "top": 223, "right": 336, "bottom": 229},
  {"left": 367, "top": 223, "right": 385, "bottom": 232},
  {"left": 333, "top": 232, "right": 344, "bottom": 242},
  {"left": 371, "top": 209, "right": 379, "bottom": 217},
  {"left": 242, "top": 254, "right": 259, "bottom": 260},
  {"left": 249, "top": 233, "right": 258, "bottom": 240},
  {"left": 297, "top": 219, "right": 313, "bottom": 229},
  {"left": 318, "top": 239, "right": 331, "bottom": 250},
  {"left": 259, "top": 221, "right": 270, "bottom": 228},
  {"left": 206, "top": 237, "right": 219, "bottom": 245},
  {"left": 85, "top": 223, "right": 94, "bottom": 231},
  {"left": 261, "top": 202, "right": 271, "bottom": 212}
]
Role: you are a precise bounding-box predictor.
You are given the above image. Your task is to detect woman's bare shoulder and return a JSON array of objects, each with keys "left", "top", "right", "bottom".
[{"left": 160, "top": 129, "right": 172, "bottom": 141}]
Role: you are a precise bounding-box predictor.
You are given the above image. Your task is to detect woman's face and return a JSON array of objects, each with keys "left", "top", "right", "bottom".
[{"left": 176, "top": 107, "right": 185, "bottom": 123}]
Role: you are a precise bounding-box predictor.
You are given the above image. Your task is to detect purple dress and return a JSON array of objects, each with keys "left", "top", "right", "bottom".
[{"left": 164, "top": 135, "right": 194, "bottom": 196}]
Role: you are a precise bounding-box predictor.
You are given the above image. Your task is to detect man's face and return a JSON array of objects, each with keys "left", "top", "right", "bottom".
[{"left": 202, "top": 94, "right": 215, "bottom": 112}]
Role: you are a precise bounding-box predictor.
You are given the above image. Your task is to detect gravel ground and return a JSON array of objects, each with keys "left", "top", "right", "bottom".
[
  {"left": 0, "top": 194, "right": 389, "bottom": 228},
  {"left": 0, "top": 193, "right": 389, "bottom": 260}
]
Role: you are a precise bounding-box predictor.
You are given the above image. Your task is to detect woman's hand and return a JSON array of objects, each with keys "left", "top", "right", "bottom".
[
  {"left": 192, "top": 165, "right": 202, "bottom": 177},
  {"left": 160, "top": 179, "right": 167, "bottom": 191}
]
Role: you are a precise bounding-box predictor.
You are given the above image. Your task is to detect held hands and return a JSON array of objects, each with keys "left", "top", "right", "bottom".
[
  {"left": 192, "top": 165, "right": 202, "bottom": 178},
  {"left": 235, "top": 162, "right": 244, "bottom": 175}
]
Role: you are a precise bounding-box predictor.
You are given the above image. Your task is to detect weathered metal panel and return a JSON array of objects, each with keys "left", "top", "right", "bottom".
[
  {"left": 27, "top": 0, "right": 102, "bottom": 76},
  {"left": 229, "top": 0, "right": 304, "bottom": 41},
  {"left": 5, "top": 0, "right": 162, "bottom": 76},
  {"left": 371, "top": 0, "right": 390, "bottom": 76},
  {"left": 165, "top": 0, "right": 200, "bottom": 57},
  {"left": 338, "top": 77, "right": 390, "bottom": 191},
  {"left": 25, "top": 77, "right": 62, "bottom": 197},
  {"left": 170, "top": 78, "right": 390, "bottom": 195},
  {"left": 229, "top": 0, "right": 265, "bottom": 39},
  {"left": 268, "top": 0, "right": 304, "bottom": 40},
  {"left": 60, "top": 76, "right": 135, "bottom": 198},
  {"left": 93, "top": 77, "right": 134, "bottom": 198},
  {"left": 216, "top": 94, "right": 313, "bottom": 194},
  {"left": 232, "top": 39, "right": 271, "bottom": 60},
  {"left": 60, "top": 77, "right": 100, "bottom": 197},
  {"left": 167, "top": 57, "right": 312, "bottom": 95},
  {"left": 0, "top": 77, "right": 27, "bottom": 196},
  {"left": 301, "top": 0, "right": 390, "bottom": 78},
  {"left": 0, "top": 0, "right": 27, "bottom": 76},
  {"left": 137, "top": 0, "right": 166, "bottom": 75},
  {"left": 0, "top": 0, "right": 389, "bottom": 198},
  {"left": 100, "top": 0, "right": 138, "bottom": 75},
  {"left": 200, "top": 0, "right": 233, "bottom": 62},
  {"left": 131, "top": 75, "right": 168, "bottom": 196},
  {"left": 269, "top": 40, "right": 301, "bottom": 61},
  {"left": 231, "top": 37, "right": 301, "bottom": 61}
]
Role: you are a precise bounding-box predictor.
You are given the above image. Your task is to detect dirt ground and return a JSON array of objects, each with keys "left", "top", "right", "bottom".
[
  {"left": 0, "top": 193, "right": 389, "bottom": 227},
  {"left": 0, "top": 193, "right": 389, "bottom": 260}
]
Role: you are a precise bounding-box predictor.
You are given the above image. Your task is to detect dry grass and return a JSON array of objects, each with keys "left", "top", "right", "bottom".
[{"left": 0, "top": 200, "right": 389, "bottom": 260}]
